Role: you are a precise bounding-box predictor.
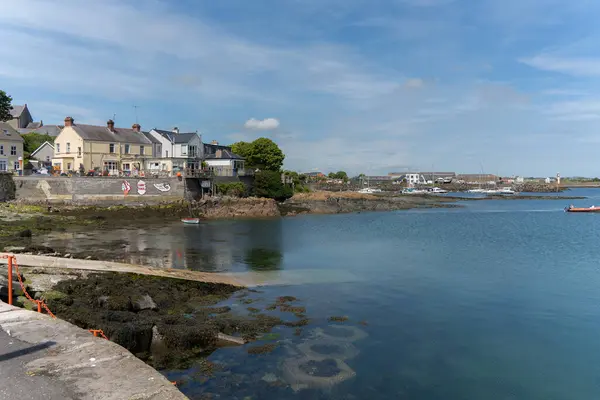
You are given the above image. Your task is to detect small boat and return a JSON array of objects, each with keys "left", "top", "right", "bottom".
[
  {"left": 428, "top": 187, "right": 448, "bottom": 194},
  {"left": 402, "top": 187, "right": 427, "bottom": 194},
  {"left": 181, "top": 218, "right": 201, "bottom": 224},
  {"left": 565, "top": 205, "right": 600, "bottom": 213},
  {"left": 358, "top": 188, "right": 382, "bottom": 194},
  {"left": 498, "top": 187, "right": 516, "bottom": 195},
  {"left": 467, "top": 188, "right": 486, "bottom": 193}
]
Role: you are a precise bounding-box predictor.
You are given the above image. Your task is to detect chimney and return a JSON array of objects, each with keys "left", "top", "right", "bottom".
[
  {"left": 216, "top": 149, "right": 222, "bottom": 158},
  {"left": 172, "top": 127, "right": 179, "bottom": 134},
  {"left": 64, "top": 116, "right": 74, "bottom": 127},
  {"left": 132, "top": 123, "right": 141, "bottom": 132},
  {"left": 211, "top": 140, "right": 218, "bottom": 145},
  {"left": 107, "top": 119, "right": 115, "bottom": 132}
]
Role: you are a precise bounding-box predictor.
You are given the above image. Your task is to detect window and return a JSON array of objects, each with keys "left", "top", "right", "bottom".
[
  {"left": 11, "top": 145, "right": 17, "bottom": 156},
  {"left": 77, "top": 147, "right": 82, "bottom": 157},
  {"left": 181, "top": 145, "right": 188, "bottom": 155},
  {"left": 140, "top": 146, "right": 144, "bottom": 155},
  {"left": 14, "top": 161, "right": 19, "bottom": 171},
  {"left": 122, "top": 163, "right": 131, "bottom": 171},
  {"left": 109, "top": 143, "right": 115, "bottom": 153},
  {"left": 104, "top": 161, "right": 118, "bottom": 174},
  {"left": 124, "top": 144, "right": 130, "bottom": 154},
  {"left": 157, "top": 144, "right": 161, "bottom": 155},
  {"left": 189, "top": 145, "right": 197, "bottom": 157},
  {"left": 166, "top": 150, "right": 169, "bottom": 157},
  {"left": 2, "top": 129, "right": 7, "bottom": 135},
  {"left": 0, "top": 145, "right": 3, "bottom": 155},
  {"left": 55, "top": 143, "right": 60, "bottom": 153},
  {"left": 67, "top": 162, "right": 72, "bottom": 170},
  {"left": 0, "top": 160, "right": 6, "bottom": 171},
  {"left": 66, "top": 142, "right": 70, "bottom": 153},
  {"left": 46, "top": 156, "right": 51, "bottom": 162}
]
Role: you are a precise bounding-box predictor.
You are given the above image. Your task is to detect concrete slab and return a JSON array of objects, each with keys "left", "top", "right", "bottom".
[{"left": 0, "top": 301, "right": 188, "bottom": 400}]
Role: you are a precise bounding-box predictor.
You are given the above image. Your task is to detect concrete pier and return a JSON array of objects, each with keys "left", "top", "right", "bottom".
[{"left": 0, "top": 300, "right": 188, "bottom": 399}]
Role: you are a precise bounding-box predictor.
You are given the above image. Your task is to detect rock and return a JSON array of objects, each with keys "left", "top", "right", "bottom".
[
  {"left": 4, "top": 246, "right": 25, "bottom": 253},
  {"left": 132, "top": 294, "right": 157, "bottom": 311},
  {"left": 17, "top": 229, "right": 32, "bottom": 238}
]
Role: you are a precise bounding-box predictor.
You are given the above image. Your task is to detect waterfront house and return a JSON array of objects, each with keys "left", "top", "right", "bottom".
[
  {"left": 147, "top": 128, "right": 203, "bottom": 174},
  {"left": 203, "top": 141, "right": 246, "bottom": 176},
  {"left": 7, "top": 104, "right": 34, "bottom": 130},
  {"left": 52, "top": 117, "right": 153, "bottom": 174},
  {"left": 0, "top": 122, "right": 24, "bottom": 173},
  {"left": 30, "top": 141, "right": 55, "bottom": 165}
]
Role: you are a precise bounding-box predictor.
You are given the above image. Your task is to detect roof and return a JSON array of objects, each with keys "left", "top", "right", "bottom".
[
  {"left": 30, "top": 141, "right": 54, "bottom": 157},
  {"left": 142, "top": 131, "right": 161, "bottom": 144},
  {"left": 67, "top": 124, "right": 152, "bottom": 144},
  {"left": 19, "top": 125, "right": 63, "bottom": 137},
  {"left": 151, "top": 129, "right": 198, "bottom": 144},
  {"left": 26, "top": 122, "right": 42, "bottom": 129},
  {"left": 204, "top": 148, "right": 244, "bottom": 160},
  {"left": 0, "top": 122, "right": 24, "bottom": 142},
  {"left": 9, "top": 105, "right": 25, "bottom": 118}
]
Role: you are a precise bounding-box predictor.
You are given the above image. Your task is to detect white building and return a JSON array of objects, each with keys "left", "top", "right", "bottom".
[
  {"left": 203, "top": 141, "right": 247, "bottom": 176},
  {"left": 147, "top": 128, "right": 203, "bottom": 174}
]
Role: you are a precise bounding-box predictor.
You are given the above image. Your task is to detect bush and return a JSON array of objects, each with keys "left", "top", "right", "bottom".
[
  {"left": 253, "top": 171, "right": 293, "bottom": 201},
  {"left": 216, "top": 182, "right": 246, "bottom": 197}
]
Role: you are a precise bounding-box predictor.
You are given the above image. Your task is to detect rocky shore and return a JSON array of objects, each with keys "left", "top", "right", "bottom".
[
  {"left": 280, "top": 192, "right": 458, "bottom": 216},
  {"left": 6, "top": 266, "right": 310, "bottom": 371}
]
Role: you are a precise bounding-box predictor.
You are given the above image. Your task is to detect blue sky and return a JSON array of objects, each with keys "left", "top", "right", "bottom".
[{"left": 2, "top": 0, "right": 600, "bottom": 176}]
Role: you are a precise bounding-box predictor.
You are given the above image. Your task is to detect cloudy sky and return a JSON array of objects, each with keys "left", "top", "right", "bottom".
[{"left": 1, "top": 0, "right": 600, "bottom": 176}]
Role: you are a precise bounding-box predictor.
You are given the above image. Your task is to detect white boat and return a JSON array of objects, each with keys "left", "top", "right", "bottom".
[
  {"left": 467, "top": 188, "right": 486, "bottom": 193},
  {"left": 428, "top": 187, "right": 448, "bottom": 194},
  {"left": 498, "top": 187, "right": 516, "bottom": 195},
  {"left": 358, "top": 188, "right": 382, "bottom": 194},
  {"left": 181, "top": 218, "right": 200, "bottom": 224},
  {"left": 402, "top": 187, "right": 428, "bottom": 194},
  {"left": 483, "top": 189, "right": 500, "bottom": 195}
]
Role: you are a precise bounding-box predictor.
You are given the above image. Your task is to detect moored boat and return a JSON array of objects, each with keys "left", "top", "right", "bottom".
[
  {"left": 564, "top": 205, "right": 600, "bottom": 213},
  {"left": 181, "top": 218, "right": 201, "bottom": 224}
]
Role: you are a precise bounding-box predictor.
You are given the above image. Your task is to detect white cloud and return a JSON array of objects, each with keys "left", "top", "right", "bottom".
[
  {"left": 405, "top": 78, "right": 424, "bottom": 88},
  {"left": 244, "top": 118, "right": 281, "bottom": 130},
  {"left": 520, "top": 55, "right": 600, "bottom": 77}
]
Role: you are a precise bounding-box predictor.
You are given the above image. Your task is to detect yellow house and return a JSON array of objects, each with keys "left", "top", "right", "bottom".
[
  {"left": 0, "top": 122, "right": 24, "bottom": 173},
  {"left": 53, "top": 117, "right": 153, "bottom": 174}
]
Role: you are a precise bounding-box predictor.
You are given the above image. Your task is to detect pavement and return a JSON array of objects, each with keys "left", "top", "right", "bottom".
[
  {"left": 0, "top": 328, "right": 77, "bottom": 399},
  {"left": 0, "top": 301, "right": 188, "bottom": 400}
]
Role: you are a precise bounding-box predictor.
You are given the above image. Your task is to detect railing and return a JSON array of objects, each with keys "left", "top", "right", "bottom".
[
  {"left": 210, "top": 167, "right": 254, "bottom": 177},
  {"left": 2, "top": 254, "right": 109, "bottom": 340}
]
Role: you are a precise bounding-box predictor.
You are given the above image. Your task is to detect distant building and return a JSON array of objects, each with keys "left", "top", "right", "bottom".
[
  {"left": 203, "top": 141, "right": 246, "bottom": 176},
  {"left": 30, "top": 141, "right": 55, "bottom": 165},
  {"left": 19, "top": 124, "right": 63, "bottom": 137},
  {"left": 0, "top": 122, "right": 25, "bottom": 173},
  {"left": 303, "top": 171, "right": 325, "bottom": 177},
  {"left": 456, "top": 174, "right": 498, "bottom": 183},
  {"left": 7, "top": 104, "right": 34, "bottom": 130}
]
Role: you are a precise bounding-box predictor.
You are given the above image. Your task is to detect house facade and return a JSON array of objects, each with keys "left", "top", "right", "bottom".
[
  {"left": 7, "top": 104, "right": 34, "bottom": 130},
  {"left": 52, "top": 118, "right": 153, "bottom": 174},
  {"left": 0, "top": 122, "right": 24, "bottom": 173},
  {"left": 30, "top": 141, "right": 55, "bottom": 165},
  {"left": 147, "top": 128, "right": 203, "bottom": 174},
  {"left": 203, "top": 142, "right": 246, "bottom": 176}
]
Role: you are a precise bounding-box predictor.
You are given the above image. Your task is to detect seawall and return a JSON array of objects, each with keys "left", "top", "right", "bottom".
[
  {"left": 0, "top": 300, "right": 188, "bottom": 400},
  {"left": 13, "top": 176, "right": 186, "bottom": 204}
]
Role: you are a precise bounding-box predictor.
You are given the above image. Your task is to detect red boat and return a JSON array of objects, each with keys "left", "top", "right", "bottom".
[{"left": 565, "top": 205, "right": 600, "bottom": 213}]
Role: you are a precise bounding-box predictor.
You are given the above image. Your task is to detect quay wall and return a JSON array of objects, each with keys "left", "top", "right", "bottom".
[{"left": 12, "top": 176, "right": 189, "bottom": 205}]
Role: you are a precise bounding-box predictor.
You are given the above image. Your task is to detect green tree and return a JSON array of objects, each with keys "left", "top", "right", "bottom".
[
  {"left": 22, "top": 132, "right": 55, "bottom": 159},
  {"left": 334, "top": 171, "right": 348, "bottom": 181},
  {"left": 247, "top": 138, "right": 284, "bottom": 171},
  {"left": 0, "top": 90, "right": 13, "bottom": 122},
  {"left": 231, "top": 141, "right": 253, "bottom": 159},
  {"left": 253, "top": 170, "right": 293, "bottom": 201}
]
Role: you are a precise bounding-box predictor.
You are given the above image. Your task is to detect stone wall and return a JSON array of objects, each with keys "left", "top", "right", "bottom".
[
  {"left": 0, "top": 173, "right": 16, "bottom": 202},
  {"left": 13, "top": 176, "right": 185, "bottom": 205}
]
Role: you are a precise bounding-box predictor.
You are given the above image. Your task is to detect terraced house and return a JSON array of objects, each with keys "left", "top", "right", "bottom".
[
  {"left": 0, "top": 122, "right": 24, "bottom": 173},
  {"left": 52, "top": 117, "right": 153, "bottom": 174}
]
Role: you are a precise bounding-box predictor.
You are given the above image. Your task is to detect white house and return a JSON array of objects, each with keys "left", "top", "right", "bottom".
[
  {"left": 30, "top": 141, "right": 55, "bottom": 165},
  {"left": 203, "top": 141, "right": 246, "bottom": 176},
  {"left": 147, "top": 128, "right": 203, "bottom": 174}
]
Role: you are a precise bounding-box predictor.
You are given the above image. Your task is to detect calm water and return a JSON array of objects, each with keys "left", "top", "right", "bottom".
[{"left": 51, "top": 189, "right": 600, "bottom": 398}]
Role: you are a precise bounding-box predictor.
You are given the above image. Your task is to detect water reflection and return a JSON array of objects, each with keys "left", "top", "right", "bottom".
[{"left": 38, "top": 218, "right": 284, "bottom": 273}]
